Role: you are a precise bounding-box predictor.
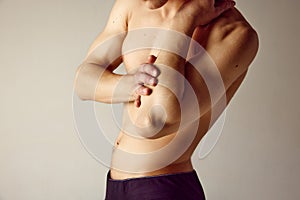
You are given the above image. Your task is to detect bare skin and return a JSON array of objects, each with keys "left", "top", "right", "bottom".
[{"left": 74, "top": 0, "right": 258, "bottom": 180}]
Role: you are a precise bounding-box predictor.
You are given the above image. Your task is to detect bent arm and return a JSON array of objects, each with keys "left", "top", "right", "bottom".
[
  {"left": 186, "top": 8, "right": 259, "bottom": 117},
  {"left": 204, "top": 8, "right": 259, "bottom": 91},
  {"left": 74, "top": 0, "right": 130, "bottom": 103}
]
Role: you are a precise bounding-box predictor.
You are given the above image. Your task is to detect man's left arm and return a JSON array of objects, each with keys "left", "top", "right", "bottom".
[
  {"left": 202, "top": 8, "right": 259, "bottom": 91},
  {"left": 185, "top": 8, "right": 259, "bottom": 116}
]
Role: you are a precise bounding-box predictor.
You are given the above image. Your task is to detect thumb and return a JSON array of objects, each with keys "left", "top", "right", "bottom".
[{"left": 147, "top": 55, "right": 157, "bottom": 64}]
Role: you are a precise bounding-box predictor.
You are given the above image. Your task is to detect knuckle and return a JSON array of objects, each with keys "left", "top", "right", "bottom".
[
  {"left": 135, "top": 86, "right": 143, "bottom": 94},
  {"left": 141, "top": 63, "right": 150, "bottom": 72},
  {"left": 145, "top": 76, "right": 152, "bottom": 83},
  {"left": 135, "top": 72, "right": 145, "bottom": 83}
]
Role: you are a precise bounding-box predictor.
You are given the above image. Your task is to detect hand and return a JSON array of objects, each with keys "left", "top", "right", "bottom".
[{"left": 129, "top": 55, "right": 160, "bottom": 107}]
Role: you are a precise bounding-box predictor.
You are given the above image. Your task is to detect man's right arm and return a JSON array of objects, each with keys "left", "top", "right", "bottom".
[
  {"left": 74, "top": 0, "right": 128, "bottom": 102},
  {"left": 74, "top": 0, "right": 159, "bottom": 105}
]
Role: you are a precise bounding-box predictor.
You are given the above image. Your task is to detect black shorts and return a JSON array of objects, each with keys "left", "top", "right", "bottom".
[{"left": 105, "top": 170, "right": 206, "bottom": 200}]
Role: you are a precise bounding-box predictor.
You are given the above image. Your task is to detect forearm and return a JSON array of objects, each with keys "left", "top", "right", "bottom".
[
  {"left": 154, "top": 53, "right": 186, "bottom": 100},
  {"left": 151, "top": 23, "right": 195, "bottom": 100},
  {"left": 126, "top": 21, "right": 197, "bottom": 138},
  {"left": 74, "top": 62, "right": 133, "bottom": 104}
]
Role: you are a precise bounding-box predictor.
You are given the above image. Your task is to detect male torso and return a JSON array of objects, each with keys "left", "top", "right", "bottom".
[{"left": 107, "top": 0, "right": 258, "bottom": 179}]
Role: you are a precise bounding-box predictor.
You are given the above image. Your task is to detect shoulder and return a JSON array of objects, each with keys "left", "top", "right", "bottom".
[
  {"left": 107, "top": 0, "right": 144, "bottom": 28},
  {"left": 192, "top": 7, "right": 258, "bottom": 54},
  {"left": 210, "top": 8, "right": 259, "bottom": 61},
  {"left": 101, "top": 0, "right": 139, "bottom": 33},
  {"left": 111, "top": 0, "right": 142, "bottom": 17},
  {"left": 208, "top": 8, "right": 258, "bottom": 43}
]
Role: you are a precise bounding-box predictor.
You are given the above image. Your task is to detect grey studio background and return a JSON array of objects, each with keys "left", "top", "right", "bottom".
[{"left": 0, "top": 0, "right": 299, "bottom": 199}]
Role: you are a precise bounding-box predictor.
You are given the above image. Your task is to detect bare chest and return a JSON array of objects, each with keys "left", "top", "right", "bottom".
[
  {"left": 121, "top": 9, "right": 174, "bottom": 71},
  {"left": 121, "top": 10, "right": 210, "bottom": 71}
]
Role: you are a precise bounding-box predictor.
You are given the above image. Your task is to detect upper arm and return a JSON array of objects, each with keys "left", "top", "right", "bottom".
[
  {"left": 184, "top": 8, "right": 258, "bottom": 117},
  {"left": 192, "top": 8, "right": 259, "bottom": 91},
  {"left": 209, "top": 23, "right": 259, "bottom": 90},
  {"left": 193, "top": 9, "right": 258, "bottom": 90},
  {"left": 83, "top": 0, "right": 130, "bottom": 71}
]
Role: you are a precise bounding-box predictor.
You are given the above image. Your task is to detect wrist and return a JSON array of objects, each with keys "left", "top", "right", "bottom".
[
  {"left": 168, "top": 18, "right": 197, "bottom": 36},
  {"left": 119, "top": 74, "right": 137, "bottom": 102},
  {"left": 167, "top": 11, "right": 199, "bottom": 36}
]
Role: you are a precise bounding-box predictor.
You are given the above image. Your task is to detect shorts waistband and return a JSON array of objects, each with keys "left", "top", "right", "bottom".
[{"left": 107, "top": 169, "right": 197, "bottom": 182}]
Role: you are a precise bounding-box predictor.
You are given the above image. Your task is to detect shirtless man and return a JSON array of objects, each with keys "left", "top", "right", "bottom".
[{"left": 74, "top": 0, "right": 258, "bottom": 199}]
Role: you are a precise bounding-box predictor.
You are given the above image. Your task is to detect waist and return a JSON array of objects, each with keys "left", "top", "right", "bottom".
[
  {"left": 110, "top": 121, "right": 200, "bottom": 177},
  {"left": 109, "top": 159, "right": 193, "bottom": 180}
]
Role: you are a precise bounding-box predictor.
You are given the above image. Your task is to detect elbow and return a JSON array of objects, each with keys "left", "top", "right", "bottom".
[
  {"left": 73, "top": 65, "right": 92, "bottom": 101},
  {"left": 74, "top": 87, "right": 90, "bottom": 101}
]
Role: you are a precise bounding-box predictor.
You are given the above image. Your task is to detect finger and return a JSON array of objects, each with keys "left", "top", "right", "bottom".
[
  {"left": 135, "top": 72, "right": 158, "bottom": 86},
  {"left": 135, "top": 96, "right": 141, "bottom": 107},
  {"left": 147, "top": 55, "right": 157, "bottom": 64},
  {"left": 139, "top": 63, "right": 160, "bottom": 77},
  {"left": 135, "top": 85, "right": 153, "bottom": 96}
]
